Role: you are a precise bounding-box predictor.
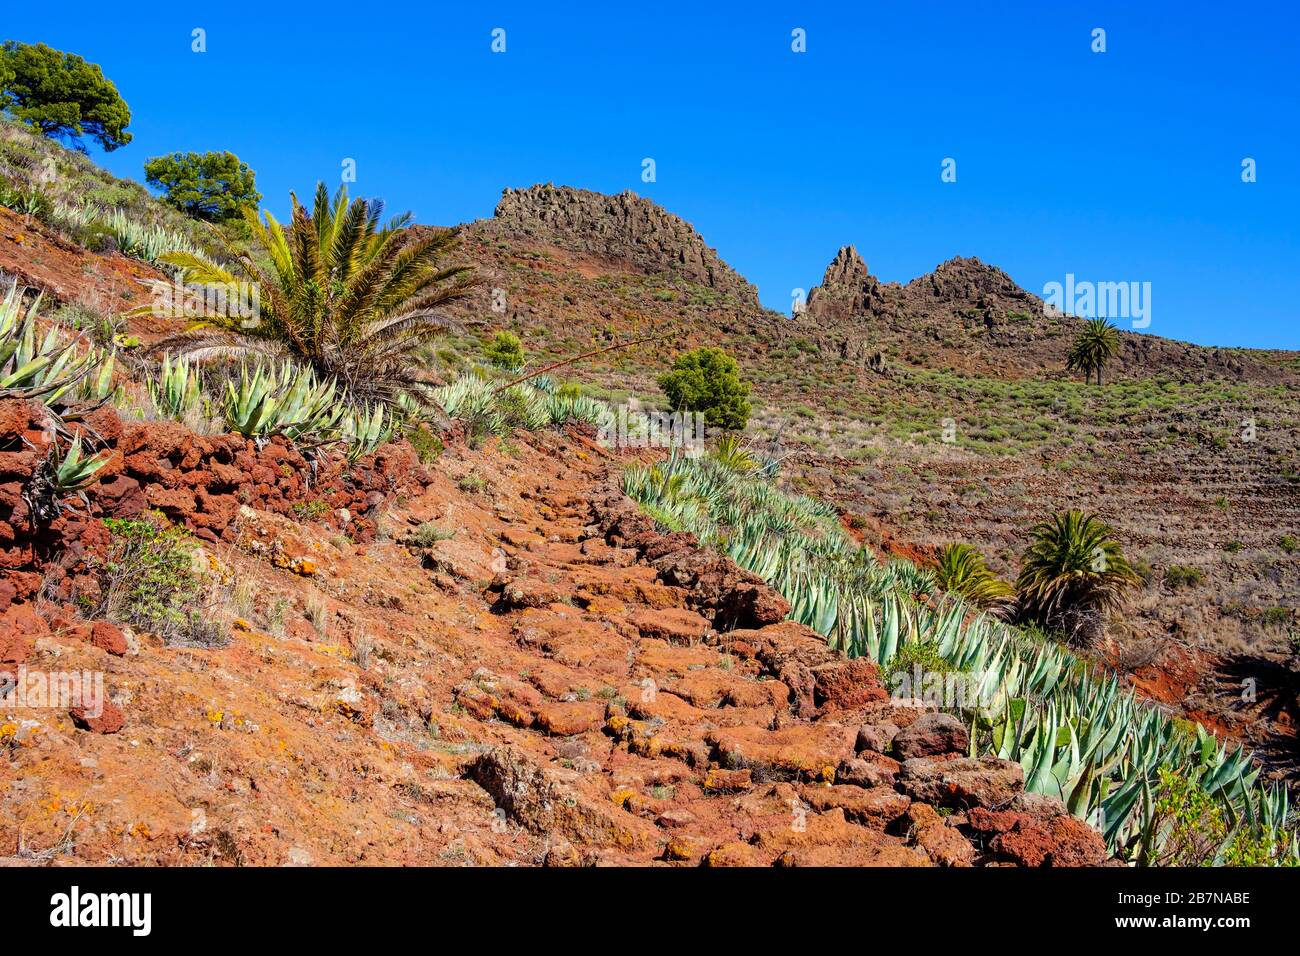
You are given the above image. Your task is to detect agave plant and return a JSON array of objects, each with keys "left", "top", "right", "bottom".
[
  {"left": 222, "top": 361, "right": 342, "bottom": 443},
  {"left": 147, "top": 354, "right": 204, "bottom": 420},
  {"left": 1, "top": 284, "right": 110, "bottom": 404},
  {"left": 1016, "top": 509, "right": 1139, "bottom": 647},
  {"left": 545, "top": 390, "right": 613, "bottom": 431},
  {"left": 75, "top": 350, "right": 117, "bottom": 404},
  {"left": 434, "top": 374, "right": 503, "bottom": 441},
  {"left": 433, "top": 372, "right": 623, "bottom": 440},
  {"left": 148, "top": 182, "right": 478, "bottom": 410},
  {"left": 340, "top": 403, "right": 392, "bottom": 463},
  {"left": 934, "top": 543, "right": 1016, "bottom": 612},
  {"left": 22, "top": 435, "right": 113, "bottom": 522},
  {"left": 1067, "top": 317, "right": 1122, "bottom": 385},
  {"left": 99, "top": 210, "right": 179, "bottom": 262},
  {"left": 494, "top": 383, "right": 550, "bottom": 431},
  {"left": 48, "top": 200, "right": 103, "bottom": 235},
  {"left": 50, "top": 435, "right": 112, "bottom": 491},
  {"left": 0, "top": 182, "right": 51, "bottom": 219}
]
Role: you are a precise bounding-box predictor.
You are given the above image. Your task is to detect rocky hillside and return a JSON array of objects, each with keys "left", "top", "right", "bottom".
[
  {"left": 0, "top": 400, "right": 1104, "bottom": 866},
  {"left": 1, "top": 128, "right": 1295, "bottom": 861},
  {"left": 442, "top": 187, "right": 1300, "bottom": 775}
]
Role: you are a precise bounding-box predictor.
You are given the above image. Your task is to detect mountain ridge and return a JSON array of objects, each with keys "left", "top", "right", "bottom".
[{"left": 458, "top": 186, "right": 1298, "bottom": 384}]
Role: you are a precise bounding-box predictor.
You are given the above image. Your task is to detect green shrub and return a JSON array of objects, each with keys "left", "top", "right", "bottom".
[
  {"left": 1164, "top": 565, "right": 1205, "bottom": 589},
  {"left": 883, "top": 640, "right": 958, "bottom": 690},
  {"left": 458, "top": 473, "right": 488, "bottom": 494},
  {"left": 291, "top": 500, "right": 328, "bottom": 520},
  {"left": 406, "top": 423, "right": 444, "bottom": 463},
  {"left": 1261, "top": 607, "right": 1292, "bottom": 626},
  {"left": 93, "top": 515, "right": 226, "bottom": 647},
  {"left": 1279, "top": 535, "right": 1298, "bottom": 554},
  {"left": 484, "top": 331, "right": 525, "bottom": 370},
  {"left": 1147, "top": 768, "right": 1295, "bottom": 867},
  {"left": 409, "top": 523, "right": 455, "bottom": 547},
  {"left": 657, "top": 346, "right": 751, "bottom": 431},
  {"left": 1130, "top": 557, "right": 1156, "bottom": 585}
]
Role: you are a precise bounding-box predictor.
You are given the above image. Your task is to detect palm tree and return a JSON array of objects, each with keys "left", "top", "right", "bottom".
[
  {"left": 933, "top": 542, "right": 1016, "bottom": 614},
  {"left": 148, "top": 183, "right": 477, "bottom": 408},
  {"left": 1066, "top": 317, "right": 1122, "bottom": 385},
  {"left": 1015, "top": 509, "right": 1139, "bottom": 647}
]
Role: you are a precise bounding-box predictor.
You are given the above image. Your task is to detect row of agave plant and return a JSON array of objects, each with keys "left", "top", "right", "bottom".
[
  {"left": 623, "top": 449, "right": 1298, "bottom": 865},
  {"left": 434, "top": 372, "right": 624, "bottom": 439},
  {"left": 150, "top": 354, "right": 391, "bottom": 462},
  {"left": 1, "top": 283, "right": 399, "bottom": 503}
]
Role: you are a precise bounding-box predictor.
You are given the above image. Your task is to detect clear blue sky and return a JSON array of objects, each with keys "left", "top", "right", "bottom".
[{"left": 9, "top": 1, "right": 1300, "bottom": 347}]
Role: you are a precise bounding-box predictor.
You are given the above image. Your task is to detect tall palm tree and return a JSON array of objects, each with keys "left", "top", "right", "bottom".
[
  {"left": 933, "top": 542, "right": 1016, "bottom": 614},
  {"left": 1015, "top": 509, "right": 1139, "bottom": 647},
  {"left": 148, "top": 183, "right": 477, "bottom": 408},
  {"left": 1066, "top": 317, "right": 1122, "bottom": 385}
]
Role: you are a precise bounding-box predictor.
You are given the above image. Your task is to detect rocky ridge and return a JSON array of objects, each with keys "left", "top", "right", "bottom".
[{"left": 802, "top": 244, "right": 1290, "bottom": 382}]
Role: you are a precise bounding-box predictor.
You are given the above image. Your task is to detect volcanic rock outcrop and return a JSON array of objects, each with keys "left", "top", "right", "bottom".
[{"left": 484, "top": 184, "right": 760, "bottom": 308}]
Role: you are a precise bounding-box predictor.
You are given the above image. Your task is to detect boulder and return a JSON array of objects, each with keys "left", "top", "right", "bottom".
[
  {"left": 892, "top": 712, "right": 969, "bottom": 759},
  {"left": 466, "top": 747, "right": 656, "bottom": 850},
  {"left": 0, "top": 604, "right": 47, "bottom": 665},
  {"left": 966, "top": 807, "right": 1107, "bottom": 867},
  {"left": 799, "top": 784, "right": 911, "bottom": 830},
  {"left": 898, "top": 755, "right": 1024, "bottom": 809},
  {"left": 836, "top": 757, "right": 898, "bottom": 789},
  {"left": 812, "top": 658, "right": 889, "bottom": 712},
  {"left": 855, "top": 721, "right": 900, "bottom": 755},
  {"left": 910, "top": 809, "right": 976, "bottom": 867},
  {"left": 70, "top": 699, "right": 125, "bottom": 734},
  {"left": 89, "top": 621, "right": 128, "bottom": 656}
]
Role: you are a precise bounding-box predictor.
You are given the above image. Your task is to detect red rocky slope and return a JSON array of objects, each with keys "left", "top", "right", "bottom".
[{"left": 0, "top": 403, "right": 1107, "bottom": 866}]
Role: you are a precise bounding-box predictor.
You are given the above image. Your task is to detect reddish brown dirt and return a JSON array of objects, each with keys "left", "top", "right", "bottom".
[
  {"left": 1128, "top": 643, "right": 1205, "bottom": 708},
  {"left": 0, "top": 207, "right": 169, "bottom": 334}
]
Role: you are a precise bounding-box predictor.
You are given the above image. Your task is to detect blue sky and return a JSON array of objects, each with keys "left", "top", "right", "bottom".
[{"left": 8, "top": 1, "right": 1300, "bottom": 347}]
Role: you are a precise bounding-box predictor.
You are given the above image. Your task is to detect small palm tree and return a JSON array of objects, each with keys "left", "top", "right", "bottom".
[
  {"left": 1016, "top": 510, "right": 1139, "bottom": 647},
  {"left": 148, "top": 183, "right": 477, "bottom": 408},
  {"left": 1066, "top": 317, "right": 1122, "bottom": 385},
  {"left": 711, "top": 434, "right": 758, "bottom": 473},
  {"left": 933, "top": 543, "right": 1015, "bottom": 613}
]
